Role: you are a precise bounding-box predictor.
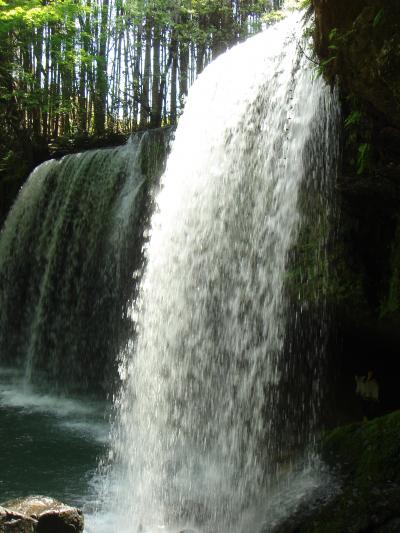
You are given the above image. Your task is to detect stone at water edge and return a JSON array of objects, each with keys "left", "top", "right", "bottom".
[
  {"left": 0, "top": 496, "right": 83, "bottom": 532},
  {"left": 0, "top": 506, "right": 37, "bottom": 532}
]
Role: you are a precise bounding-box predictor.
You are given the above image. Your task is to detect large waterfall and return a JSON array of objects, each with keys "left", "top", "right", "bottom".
[
  {"left": 0, "top": 130, "right": 168, "bottom": 392},
  {"left": 94, "top": 11, "right": 339, "bottom": 533}
]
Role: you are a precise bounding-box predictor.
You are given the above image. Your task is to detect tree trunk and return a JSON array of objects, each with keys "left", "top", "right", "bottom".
[
  {"left": 140, "top": 16, "right": 152, "bottom": 128},
  {"left": 33, "top": 27, "right": 43, "bottom": 136},
  {"left": 150, "top": 23, "right": 161, "bottom": 128},
  {"left": 170, "top": 35, "right": 178, "bottom": 124},
  {"left": 94, "top": 0, "right": 109, "bottom": 135},
  {"left": 179, "top": 13, "right": 190, "bottom": 111}
]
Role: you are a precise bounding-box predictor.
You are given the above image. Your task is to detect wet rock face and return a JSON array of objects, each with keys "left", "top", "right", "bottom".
[
  {"left": 312, "top": 0, "right": 400, "bottom": 128},
  {"left": 309, "top": 0, "right": 400, "bottom": 425},
  {"left": 312, "top": 0, "right": 364, "bottom": 57},
  {"left": 0, "top": 496, "right": 83, "bottom": 533},
  {"left": 269, "top": 412, "right": 400, "bottom": 533}
]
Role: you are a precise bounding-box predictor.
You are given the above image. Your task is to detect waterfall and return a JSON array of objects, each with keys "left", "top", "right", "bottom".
[
  {"left": 95, "top": 10, "right": 339, "bottom": 533},
  {"left": 0, "top": 130, "right": 169, "bottom": 392}
]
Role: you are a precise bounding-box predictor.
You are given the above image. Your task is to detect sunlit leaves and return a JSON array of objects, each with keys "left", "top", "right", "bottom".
[
  {"left": 0, "top": 0, "right": 86, "bottom": 34},
  {"left": 0, "top": 0, "right": 273, "bottom": 139}
]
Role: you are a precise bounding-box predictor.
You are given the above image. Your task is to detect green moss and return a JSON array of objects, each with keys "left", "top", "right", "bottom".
[
  {"left": 286, "top": 221, "right": 329, "bottom": 303},
  {"left": 323, "top": 411, "right": 400, "bottom": 486},
  {"left": 288, "top": 413, "right": 400, "bottom": 532},
  {"left": 139, "top": 128, "right": 170, "bottom": 182},
  {"left": 286, "top": 162, "right": 376, "bottom": 318},
  {"left": 286, "top": 187, "right": 368, "bottom": 318}
]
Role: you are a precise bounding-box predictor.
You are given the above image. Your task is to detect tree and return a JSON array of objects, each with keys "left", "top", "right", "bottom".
[{"left": 0, "top": 0, "right": 274, "bottom": 140}]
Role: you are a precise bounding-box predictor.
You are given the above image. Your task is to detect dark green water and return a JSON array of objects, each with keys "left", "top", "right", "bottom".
[{"left": 0, "top": 368, "right": 107, "bottom": 509}]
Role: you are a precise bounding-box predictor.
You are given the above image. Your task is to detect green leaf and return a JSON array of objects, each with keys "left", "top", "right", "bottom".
[
  {"left": 344, "top": 111, "right": 363, "bottom": 128},
  {"left": 357, "top": 143, "right": 372, "bottom": 175},
  {"left": 373, "top": 8, "right": 385, "bottom": 28}
]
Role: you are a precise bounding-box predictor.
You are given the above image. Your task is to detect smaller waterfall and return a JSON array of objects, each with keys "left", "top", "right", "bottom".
[
  {"left": 0, "top": 130, "right": 169, "bottom": 392},
  {"left": 95, "top": 11, "right": 340, "bottom": 533}
]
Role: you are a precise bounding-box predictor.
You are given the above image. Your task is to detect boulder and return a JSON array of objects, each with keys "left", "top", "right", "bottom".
[
  {"left": 0, "top": 496, "right": 83, "bottom": 533},
  {"left": 0, "top": 506, "right": 37, "bottom": 533}
]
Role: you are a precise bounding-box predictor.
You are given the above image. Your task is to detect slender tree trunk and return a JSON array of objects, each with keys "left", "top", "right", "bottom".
[
  {"left": 179, "top": 12, "right": 189, "bottom": 111},
  {"left": 196, "top": 14, "right": 206, "bottom": 76},
  {"left": 113, "top": 6, "right": 123, "bottom": 132},
  {"left": 131, "top": 25, "right": 140, "bottom": 127},
  {"left": 61, "top": 27, "right": 74, "bottom": 136},
  {"left": 94, "top": 0, "right": 109, "bottom": 135},
  {"left": 78, "top": 0, "right": 91, "bottom": 133},
  {"left": 150, "top": 23, "right": 161, "bottom": 128},
  {"left": 33, "top": 27, "right": 43, "bottom": 135},
  {"left": 140, "top": 16, "right": 152, "bottom": 128},
  {"left": 43, "top": 25, "right": 50, "bottom": 138},
  {"left": 170, "top": 34, "right": 178, "bottom": 124}
]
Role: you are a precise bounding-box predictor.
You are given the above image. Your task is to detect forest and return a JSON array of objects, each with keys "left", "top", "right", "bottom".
[
  {"left": 0, "top": 0, "right": 284, "bottom": 222},
  {"left": 0, "top": 0, "right": 283, "bottom": 138}
]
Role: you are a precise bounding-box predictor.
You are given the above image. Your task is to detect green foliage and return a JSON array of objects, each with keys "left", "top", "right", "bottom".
[
  {"left": 314, "top": 26, "right": 357, "bottom": 79},
  {"left": 0, "top": 0, "right": 277, "bottom": 170},
  {"left": 262, "top": 0, "right": 310, "bottom": 24},
  {"left": 344, "top": 110, "right": 363, "bottom": 128},
  {"left": 0, "top": 0, "right": 85, "bottom": 33},
  {"left": 313, "top": 55, "right": 336, "bottom": 78},
  {"left": 262, "top": 10, "right": 284, "bottom": 25},
  {"left": 0, "top": 0, "right": 272, "bottom": 218},
  {"left": 373, "top": 8, "right": 385, "bottom": 28},
  {"left": 284, "top": 0, "right": 309, "bottom": 10},
  {"left": 343, "top": 96, "right": 375, "bottom": 176},
  {"left": 356, "top": 143, "right": 372, "bottom": 175},
  {"left": 328, "top": 26, "right": 355, "bottom": 45},
  {"left": 343, "top": 108, "right": 374, "bottom": 175}
]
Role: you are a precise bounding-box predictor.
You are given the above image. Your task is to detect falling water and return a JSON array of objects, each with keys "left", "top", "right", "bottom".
[
  {"left": 0, "top": 131, "right": 168, "bottom": 392},
  {"left": 96, "top": 12, "right": 340, "bottom": 533}
]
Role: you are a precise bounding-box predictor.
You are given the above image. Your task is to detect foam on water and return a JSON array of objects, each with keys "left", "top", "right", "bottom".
[
  {"left": 0, "top": 367, "right": 108, "bottom": 443},
  {"left": 0, "top": 369, "right": 107, "bottom": 506},
  {"left": 85, "top": 465, "right": 334, "bottom": 533}
]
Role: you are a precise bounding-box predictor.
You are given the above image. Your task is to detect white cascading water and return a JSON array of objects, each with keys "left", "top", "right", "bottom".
[
  {"left": 94, "top": 11, "right": 339, "bottom": 533},
  {"left": 0, "top": 131, "right": 168, "bottom": 391}
]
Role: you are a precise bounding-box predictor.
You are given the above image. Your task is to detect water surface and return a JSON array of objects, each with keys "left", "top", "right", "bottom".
[{"left": 0, "top": 368, "right": 107, "bottom": 508}]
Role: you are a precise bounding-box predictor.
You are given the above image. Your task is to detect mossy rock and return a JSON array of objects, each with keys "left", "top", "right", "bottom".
[
  {"left": 312, "top": 412, "right": 400, "bottom": 532},
  {"left": 272, "top": 412, "right": 400, "bottom": 532},
  {"left": 322, "top": 411, "right": 400, "bottom": 485}
]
